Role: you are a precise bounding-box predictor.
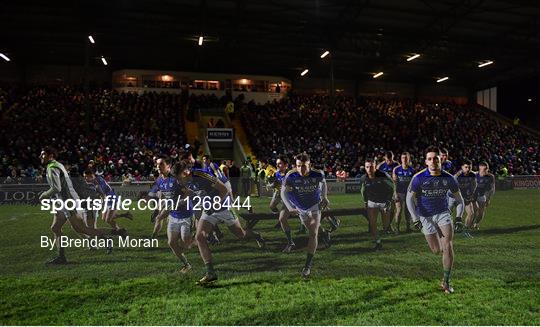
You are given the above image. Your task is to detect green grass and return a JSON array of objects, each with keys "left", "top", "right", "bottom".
[{"left": 1, "top": 190, "right": 539, "bottom": 325}]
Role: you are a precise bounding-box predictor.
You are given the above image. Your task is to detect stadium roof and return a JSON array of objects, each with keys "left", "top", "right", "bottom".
[{"left": 2, "top": 0, "right": 540, "bottom": 87}]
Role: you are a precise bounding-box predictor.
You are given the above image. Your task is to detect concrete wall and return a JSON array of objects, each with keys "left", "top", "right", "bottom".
[
  {"left": 291, "top": 77, "right": 468, "bottom": 103},
  {"left": 292, "top": 77, "right": 356, "bottom": 96}
]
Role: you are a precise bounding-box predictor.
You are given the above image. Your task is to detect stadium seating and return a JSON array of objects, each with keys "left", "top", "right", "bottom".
[
  {"left": 1, "top": 88, "right": 538, "bottom": 182},
  {"left": 0, "top": 86, "right": 186, "bottom": 182},
  {"left": 240, "top": 95, "right": 539, "bottom": 177}
]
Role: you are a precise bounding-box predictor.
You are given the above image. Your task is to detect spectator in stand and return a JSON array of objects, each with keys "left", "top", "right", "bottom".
[
  {"left": 239, "top": 94, "right": 539, "bottom": 176},
  {"left": 1, "top": 87, "right": 538, "bottom": 182},
  {"left": 336, "top": 166, "right": 348, "bottom": 182},
  {"left": 122, "top": 171, "right": 134, "bottom": 186},
  {"left": 0, "top": 86, "right": 186, "bottom": 182}
]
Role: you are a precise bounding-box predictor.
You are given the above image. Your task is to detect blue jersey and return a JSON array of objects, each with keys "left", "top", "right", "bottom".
[
  {"left": 456, "top": 172, "right": 477, "bottom": 201},
  {"left": 409, "top": 169, "right": 459, "bottom": 216},
  {"left": 283, "top": 169, "right": 324, "bottom": 210},
  {"left": 273, "top": 170, "right": 287, "bottom": 190},
  {"left": 186, "top": 168, "right": 229, "bottom": 212},
  {"left": 379, "top": 161, "right": 399, "bottom": 175},
  {"left": 393, "top": 165, "right": 416, "bottom": 194},
  {"left": 193, "top": 160, "right": 203, "bottom": 169},
  {"left": 95, "top": 176, "right": 116, "bottom": 196},
  {"left": 476, "top": 173, "right": 495, "bottom": 197},
  {"left": 149, "top": 174, "right": 192, "bottom": 219},
  {"left": 204, "top": 162, "right": 229, "bottom": 184},
  {"left": 442, "top": 160, "right": 454, "bottom": 174}
]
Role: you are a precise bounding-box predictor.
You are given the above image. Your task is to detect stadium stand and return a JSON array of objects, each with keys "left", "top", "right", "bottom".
[
  {"left": 0, "top": 86, "right": 186, "bottom": 182},
  {"left": 240, "top": 94, "right": 540, "bottom": 177},
  {"left": 1, "top": 88, "right": 538, "bottom": 183}
]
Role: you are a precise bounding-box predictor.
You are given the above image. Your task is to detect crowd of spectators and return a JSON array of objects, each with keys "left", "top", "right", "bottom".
[
  {"left": 1, "top": 87, "right": 538, "bottom": 184},
  {"left": 1, "top": 86, "right": 186, "bottom": 183},
  {"left": 240, "top": 94, "right": 539, "bottom": 178}
]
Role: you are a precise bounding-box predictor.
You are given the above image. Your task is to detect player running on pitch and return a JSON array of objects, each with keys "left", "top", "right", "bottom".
[
  {"left": 360, "top": 158, "right": 394, "bottom": 250},
  {"left": 281, "top": 153, "right": 329, "bottom": 278},
  {"left": 151, "top": 156, "right": 195, "bottom": 273},
  {"left": 172, "top": 160, "right": 265, "bottom": 285},
  {"left": 473, "top": 161, "right": 495, "bottom": 230},
  {"left": 440, "top": 148, "right": 455, "bottom": 174},
  {"left": 377, "top": 151, "right": 399, "bottom": 175},
  {"left": 182, "top": 151, "right": 224, "bottom": 245},
  {"left": 377, "top": 151, "right": 399, "bottom": 232},
  {"left": 406, "top": 146, "right": 465, "bottom": 294},
  {"left": 83, "top": 169, "right": 133, "bottom": 234},
  {"left": 392, "top": 152, "right": 416, "bottom": 233},
  {"left": 202, "top": 154, "right": 234, "bottom": 243},
  {"left": 268, "top": 156, "right": 296, "bottom": 252},
  {"left": 72, "top": 171, "right": 102, "bottom": 249},
  {"left": 147, "top": 156, "right": 182, "bottom": 237},
  {"left": 38, "top": 147, "right": 115, "bottom": 264},
  {"left": 452, "top": 160, "right": 477, "bottom": 229}
]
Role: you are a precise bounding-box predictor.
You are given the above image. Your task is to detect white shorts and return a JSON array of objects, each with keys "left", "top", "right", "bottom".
[
  {"left": 225, "top": 181, "right": 233, "bottom": 194},
  {"left": 419, "top": 212, "right": 453, "bottom": 235},
  {"left": 167, "top": 216, "right": 192, "bottom": 240},
  {"left": 477, "top": 195, "right": 487, "bottom": 203},
  {"left": 367, "top": 200, "right": 390, "bottom": 212},
  {"left": 200, "top": 209, "right": 238, "bottom": 226},
  {"left": 296, "top": 204, "right": 321, "bottom": 223}
]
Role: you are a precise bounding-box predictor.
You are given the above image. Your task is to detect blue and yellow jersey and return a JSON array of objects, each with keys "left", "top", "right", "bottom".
[
  {"left": 409, "top": 169, "right": 459, "bottom": 216},
  {"left": 393, "top": 165, "right": 416, "bottom": 194},
  {"left": 283, "top": 169, "right": 324, "bottom": 210}
]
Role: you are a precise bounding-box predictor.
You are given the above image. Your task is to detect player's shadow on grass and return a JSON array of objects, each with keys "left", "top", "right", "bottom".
[
  {"left": 218, "top": 256, "right": 298, "bottom": 273},
  {"left": 329, "top": 231, "right": 419, "bottom": 245},
  {"left": 223, "top": 284, "right": 401, "bottom": 324},
  {"left": 43, "top": 261, "right": 80, "bottom": 267},
  {"left": 328, "top": 246, "right": 377, "bottom": 255},
  {"left": 127, "top": 246, "right": 170, "bottom": 252},
  {"left": 200, "top": 276, "right": 282, "bottom": 289},
  {"left": 473, "top": 224, "right": 540, "bottom": 236}
]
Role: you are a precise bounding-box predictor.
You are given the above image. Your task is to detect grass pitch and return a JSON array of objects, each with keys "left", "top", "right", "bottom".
[{"left": 1, "top": 190, "right": 539, "bottom": 325}]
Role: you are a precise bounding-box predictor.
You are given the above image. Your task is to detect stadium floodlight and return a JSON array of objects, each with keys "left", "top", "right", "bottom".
[
  {"left": 101, "top": 56, "right": 108, "bottom": 66},
  {"left": 373, "top": 72, "right": 384, "bottom": 78},
  {"left": 198, "top": 36, "right": 203, "bottom": 46},
  {"left": 88, "top": 35, "right": 95, "bottom": 44},
  {"left": 478, "top": 60, "right": 494, "bottom": 68},
  {"left": 407, "top": 54, "right": 420, "bottom": 62},
  {"left": 301, "top": 69, "right": 309, "bottom": 76},
  {"left": 0, "top": 53, "right": 10, "bottom": 61},
  {"left": 320, "top": 50, "right": 330, "bottom": 58},
  {"left": 436, "top": 76, "right": 449, "bottom": 83}
]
